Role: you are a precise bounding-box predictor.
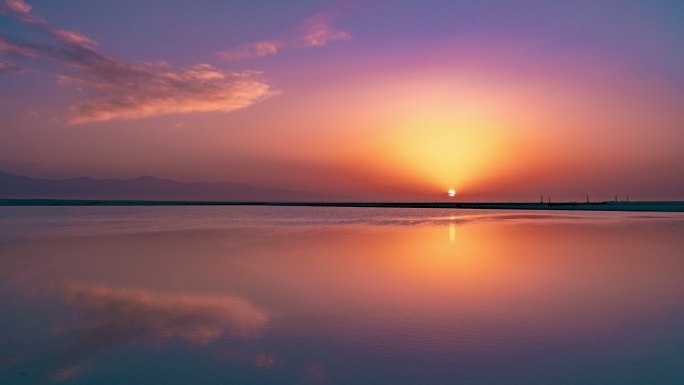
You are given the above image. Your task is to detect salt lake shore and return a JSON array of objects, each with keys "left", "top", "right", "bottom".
[{"left": 1, "top": 199, "right": 683, "bottom": 212}]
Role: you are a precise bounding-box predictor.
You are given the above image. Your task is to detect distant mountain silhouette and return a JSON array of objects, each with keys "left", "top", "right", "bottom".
[{"left": 0, "top": 171, "right": 332, "bottom": 201}]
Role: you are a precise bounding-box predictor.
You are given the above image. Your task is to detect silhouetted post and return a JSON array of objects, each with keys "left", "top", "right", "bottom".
[
  {"left": 540, "top": 194, "right": 543, "bottom": 204},
  {"left": 586, "top": 194, "right": 589, "bottom": 204},
  {"left": 548, "top": 196, "right": 551, "bottom": 204},
  {"left": 627, "top": 195, "right": 629, "bottom": 202},
  {"left": 615, "top": 194, "right": 618, "bottom": 202}
]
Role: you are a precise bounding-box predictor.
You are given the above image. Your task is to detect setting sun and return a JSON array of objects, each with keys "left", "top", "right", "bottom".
[{"left": 1, "top": 1, "right": 684, "bottom": 384}]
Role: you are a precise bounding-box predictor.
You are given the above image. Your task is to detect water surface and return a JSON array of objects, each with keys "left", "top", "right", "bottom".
[{"left": 1, "top": 207, "right": 683, "bottom": 384}]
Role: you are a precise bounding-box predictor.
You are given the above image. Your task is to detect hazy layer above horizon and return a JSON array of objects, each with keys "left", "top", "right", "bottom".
[{"left": 1, "top": 1, "right": 683, "bottom": 201}]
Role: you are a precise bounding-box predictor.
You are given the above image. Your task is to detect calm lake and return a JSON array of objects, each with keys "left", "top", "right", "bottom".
[{"left": 1, "top": 207, "right": 683, "bottom": 384}]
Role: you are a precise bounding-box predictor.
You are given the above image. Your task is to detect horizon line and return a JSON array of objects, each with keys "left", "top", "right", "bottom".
[{"left": 1, "top": 199, "right": 683, "bottom": 213}]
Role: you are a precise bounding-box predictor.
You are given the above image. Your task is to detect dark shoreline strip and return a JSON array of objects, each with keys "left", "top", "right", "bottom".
[{"left": 1, "top": 199, "right": 683, "bottom": 212}]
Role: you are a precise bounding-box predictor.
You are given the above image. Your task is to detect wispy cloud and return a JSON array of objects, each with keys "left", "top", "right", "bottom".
[
  {"left": 58, "top": 60, "right": 275, "bottom": 124},
  {"left": 298, "top": 13, "right": 351, "bottom": 48},
  {"left": 1, "top": 0, "right": 278, "bottom": 123},
  {"left": 2, "top": 0, "right": 31, "bottom": 13},
  {"left": 218, "top": 13, "right": 350, "bottom": 62},
  {"left": 219, "top": 40, "right": 282, "bottom": 62},
  {"left": 0, "top": 59, "right": 23, "bottom": 74},
  {"left": 0, "top": 36, "right": 36, "bottom": 57},
  {"left": 1, "top": 0, "right": 46, "bottom": 25},
  {"left": 51, "top": 28, "right": 98, "bottom": 47}
]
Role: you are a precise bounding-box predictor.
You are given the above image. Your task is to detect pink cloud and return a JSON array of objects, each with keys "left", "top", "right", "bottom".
[
  {"left": 218, "top": 40, "right": 282, "bottom": 62},
  {"left": 0, "top": 60, "right": 24, "bottom": 74},
  {"left": 3, "top": 0, "right": 31, "bottom": 13},
  {"left": 0, "top": 0, "right": 45, "bottom": 24},
  {"left": 298, "top": 14, "right": 351, "bottom": 48},
  {"left": 0, "top": 37, "right": 36, "bottom": 57},
  {"left": 2, "top": 0, "right": 278, "bottom": 123},
  {"left": 61, "top": 62, "right": 277, "bottom": 124},
  {"left": 51, "top": 28, "right": 98, "bottom": 47},
  {"left": 1, "top": 1, "right": 92, "bottom": 43},
  {"left": 218, "top": 12, "right": 350, "bottom": 62}
]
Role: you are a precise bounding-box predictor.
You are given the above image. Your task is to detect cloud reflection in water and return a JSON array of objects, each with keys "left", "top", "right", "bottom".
[
  {"left": 61, "top": 283, "right": 267, "bottom": 344},
  {"left": 48, "top": 283, "right": 267, "bottom": 380}
]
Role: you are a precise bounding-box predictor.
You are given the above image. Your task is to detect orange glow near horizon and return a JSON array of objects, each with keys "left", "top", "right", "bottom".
[
  {"left": 1, "top": 0, "right": 683, "bottom": 201},
  {"left": 302, "top": 60, "right": 684, "bottom": 200},
  {"left": 320, "top": 76, "right": 545, "bottom": 199}
]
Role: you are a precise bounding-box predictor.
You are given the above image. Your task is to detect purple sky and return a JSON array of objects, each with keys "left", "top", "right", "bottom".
[{"left": 1, "top": 0, "right": 683, "bottom": 200}]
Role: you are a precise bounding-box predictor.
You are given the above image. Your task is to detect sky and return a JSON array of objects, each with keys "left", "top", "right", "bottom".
[{"left": 1, "top": 0, "right": 683, "bottom": 201}]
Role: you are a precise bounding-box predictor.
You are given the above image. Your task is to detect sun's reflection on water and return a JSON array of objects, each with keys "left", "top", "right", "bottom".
[
  {"left": 449, "top": 223, "right": 456, "bottom": 243},
  {"left": 1, "top": 208, "right": 684, "bottom": 384}
]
